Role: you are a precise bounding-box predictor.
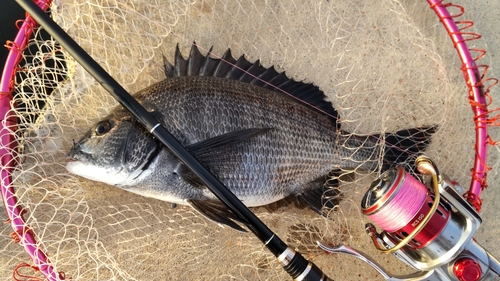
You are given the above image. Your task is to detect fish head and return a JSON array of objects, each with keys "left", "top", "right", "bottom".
[{"left": 66, "top": 114, "right": 160, "bottom": 187}]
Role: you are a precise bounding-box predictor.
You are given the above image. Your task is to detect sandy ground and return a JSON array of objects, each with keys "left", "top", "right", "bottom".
[{"left": 1, "top": 1, "right": 500, "bottom": 280}]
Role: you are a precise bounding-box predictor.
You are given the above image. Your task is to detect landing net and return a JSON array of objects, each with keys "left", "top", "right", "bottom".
[{"left": 1, "top": 0, "right": 498, "bottom": 280}]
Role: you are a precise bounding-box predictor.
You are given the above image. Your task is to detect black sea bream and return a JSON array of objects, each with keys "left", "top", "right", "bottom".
[{"left": 66, "top": 45, "right": 435, "bottom": 231}]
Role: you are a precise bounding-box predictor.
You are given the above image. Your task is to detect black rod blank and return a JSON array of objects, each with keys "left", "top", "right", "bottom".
[
  {"left": 14, "top": 1, "right": 333, "bottom": 280},
  {"left": 14, "top": 0, "right": 278, "bottom": 250}
]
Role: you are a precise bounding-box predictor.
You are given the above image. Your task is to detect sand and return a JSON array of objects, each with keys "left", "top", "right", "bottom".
[{"left": 1, "top": 1, "right": 500, "bottom": 280}]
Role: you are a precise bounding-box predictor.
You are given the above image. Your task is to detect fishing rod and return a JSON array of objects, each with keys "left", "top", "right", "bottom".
[{"left": 14, "top": 0, "right": 332, "bottom": 280}]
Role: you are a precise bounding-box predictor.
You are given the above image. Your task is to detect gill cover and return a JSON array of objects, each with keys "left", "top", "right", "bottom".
[{"left": 67, "top": 116, "right": 160, "bottom": 186}]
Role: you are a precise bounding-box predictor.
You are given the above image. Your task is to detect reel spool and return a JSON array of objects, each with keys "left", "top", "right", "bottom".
[
  {"left": 363, "top": 156, "right": 500, "bottom": 280},
  {"left": 361, "top": 165, "right": 449, "bottom": 253},
  {"left": 319, "top": 156, "right": 500, "bottom": 281},
  {"left": 361, "top": 164, "right": 454, "bottom": 258}
]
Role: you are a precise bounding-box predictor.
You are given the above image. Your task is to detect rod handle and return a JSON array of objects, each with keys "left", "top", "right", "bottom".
[{"left": 280, "top": 248, "right": 333, "bottom": 281}]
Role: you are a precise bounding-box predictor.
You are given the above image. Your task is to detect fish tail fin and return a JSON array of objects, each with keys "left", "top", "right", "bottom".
[{"left": 380, "top": 126, "right": 437, "bottom": 173}]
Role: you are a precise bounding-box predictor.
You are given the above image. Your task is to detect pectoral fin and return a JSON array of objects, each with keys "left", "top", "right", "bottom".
[
  {"left": 187, "top": 199, "right": 248, "bottom": 232},
  {"left": 177, "top": 128, "right": 272, "bottom": 186},
  {"left": 186, "top": 128, "right": 273, "bottom": 156}
]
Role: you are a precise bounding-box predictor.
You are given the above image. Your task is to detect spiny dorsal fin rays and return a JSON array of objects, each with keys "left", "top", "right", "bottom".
[
  {"left": 187, "top": 43, "right": 205, "bottom": 76},
  {"left": 214, "top": 49, "right": 237, "bottom": 77},
  {"left": 252, "top": 66, "right": 279, "bottom": 87},
  {"left": 174, "top": 44, "right": 187, "bottom": 77},
  {"left": 199, "top": 46, "right": 217, "bottom": 76},
  {"left": 162, "top": 54, "right": 174, "bottom": 78},
  {"left": 162, "top": 42, "right": 340, "bottom": 128},
  {"left": 226, "top": 54, "right": 253, "bottom": 80},
  {"left": 239, "top": 59, "right": 266, "bottom": 83}
]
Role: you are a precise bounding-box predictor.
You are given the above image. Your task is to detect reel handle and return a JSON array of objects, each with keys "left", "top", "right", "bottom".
[
  {"left": 318, "top": 156, "right": 500, "bottom": 280},
  {"left": 318, "top": 241, "right": 500, "bottom": 281},
  {"left": 317, "top": 242, "right": 435, "bottom": 280}
]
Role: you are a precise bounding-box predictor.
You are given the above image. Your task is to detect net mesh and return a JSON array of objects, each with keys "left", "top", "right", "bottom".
[{"left": 1, "top": 0, "right": 499, "bottom": 280}]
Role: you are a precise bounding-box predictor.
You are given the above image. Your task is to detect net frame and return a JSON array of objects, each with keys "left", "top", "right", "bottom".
[
  {"left": 428, "top": 0, "right": 498, "bottom": 211},
  {"left": 0, "top": 0, "right": 62, "bottom": 280},
  {"left": 0, "top": 0, "right": 497, "bottom": 280}
]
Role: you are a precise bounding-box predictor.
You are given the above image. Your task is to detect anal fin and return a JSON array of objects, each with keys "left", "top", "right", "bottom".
[
  {"left": 296, "top": 172, "right": 342, "bottom": 217},
  {"left": 187, "top": 199, "right": 248, "bottom": 232}
]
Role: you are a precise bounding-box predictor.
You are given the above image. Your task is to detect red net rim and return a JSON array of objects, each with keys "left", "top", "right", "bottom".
[{"left": 0, "top": 1, "right": 496, "bottom": 280}]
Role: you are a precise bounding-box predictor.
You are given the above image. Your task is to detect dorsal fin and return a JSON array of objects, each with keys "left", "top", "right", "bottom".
[{"left": 163, "top": 43, "right": 339, "bottom": 127}]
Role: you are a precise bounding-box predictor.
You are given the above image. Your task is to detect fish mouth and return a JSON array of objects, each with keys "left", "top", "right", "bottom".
[
  {"left": 66, "top": 149, "right": 90, "bottom": 164},
  {"left": 66, "top": 157, "right": 79, "bottom": 163}
]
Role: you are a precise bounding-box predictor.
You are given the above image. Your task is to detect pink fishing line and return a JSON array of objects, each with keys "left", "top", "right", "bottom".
[{"left": 367, "top": 172, "right": 427, "bottom": 233}]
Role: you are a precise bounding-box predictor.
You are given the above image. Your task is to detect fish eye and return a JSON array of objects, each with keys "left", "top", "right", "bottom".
[{"left": 95, "top": 121, "right": 112, "bottom": 136}]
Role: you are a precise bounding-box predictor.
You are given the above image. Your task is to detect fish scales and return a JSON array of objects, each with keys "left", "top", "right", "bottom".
[
  {"left": 67, "top": 45, "right": 435, "bottom": 230},
  {"left": 128, "top": 76, "right": 344, "bottom": 203}
]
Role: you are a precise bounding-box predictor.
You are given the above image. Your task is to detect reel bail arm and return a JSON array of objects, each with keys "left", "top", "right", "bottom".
[{"left": 320, "top": 156, "right": 500, "bottom": 281}]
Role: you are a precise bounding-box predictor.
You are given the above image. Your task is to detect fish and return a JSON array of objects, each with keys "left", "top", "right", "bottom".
[{"left": 66, "top": 43, "right": 436, "bottom": 232}]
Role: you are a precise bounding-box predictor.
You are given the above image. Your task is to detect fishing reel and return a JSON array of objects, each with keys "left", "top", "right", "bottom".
[{"left": 319, "top": 156, "right": 500, "bottom": 281}]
